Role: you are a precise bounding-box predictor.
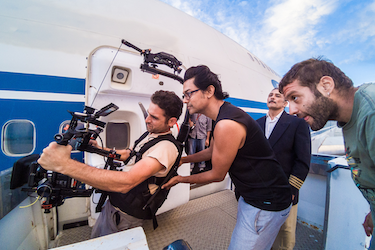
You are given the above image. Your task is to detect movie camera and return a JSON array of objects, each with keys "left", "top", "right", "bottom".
[
  {"left": 10, "top": 103, "right": 120, "bottom": 212},
  {"left": 10, "top": 39, "right": 190, "bottom": 213}
]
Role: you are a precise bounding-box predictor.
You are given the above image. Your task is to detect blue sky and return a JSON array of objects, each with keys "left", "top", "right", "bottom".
[{"left": 160, "top": 0, "right": 375, "bottom": 86}]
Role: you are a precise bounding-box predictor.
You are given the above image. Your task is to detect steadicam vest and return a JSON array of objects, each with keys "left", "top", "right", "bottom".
[{"left": 109, "top": 131, "right": 182, "bottom": 229}]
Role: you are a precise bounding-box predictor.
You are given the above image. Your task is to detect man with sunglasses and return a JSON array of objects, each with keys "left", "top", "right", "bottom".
[{"left": 163, "top": 65, "right": 292, "bottom": 250}]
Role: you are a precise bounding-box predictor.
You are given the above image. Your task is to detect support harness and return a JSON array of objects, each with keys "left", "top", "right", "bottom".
[{"left": 103, "top": 131, "right": 182, "bottom": 229}]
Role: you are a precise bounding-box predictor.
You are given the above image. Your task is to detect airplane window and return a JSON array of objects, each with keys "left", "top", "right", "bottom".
[
  {"left": 106, "top": 122, "right": 130, "bottom": 150},
  {"left": 112, "top": 67, "right": 129, "bottom": 84},
  {"left": 2, "top": 120, "right": 35, "bottom": 156}
]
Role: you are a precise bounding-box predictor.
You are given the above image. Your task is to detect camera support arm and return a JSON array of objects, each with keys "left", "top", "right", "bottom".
[
  {"left": 122, "top": 40, "right": 184, "bottom": 84},
  {"left": 78, "top": 144, "right": 121, "bottom": 161}
]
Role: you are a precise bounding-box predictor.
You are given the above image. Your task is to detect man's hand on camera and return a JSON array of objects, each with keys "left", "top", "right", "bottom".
[
  {"left": 38, "top": 142, "right": 73, "bottom": 174},
  {"left": 89, "top": 139, "right": 99, "bottom": 148}
]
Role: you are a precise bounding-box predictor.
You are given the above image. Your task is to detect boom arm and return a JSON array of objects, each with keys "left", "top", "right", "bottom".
[{"left": 122, "top": 39, "right": 184, "bottom": 84}]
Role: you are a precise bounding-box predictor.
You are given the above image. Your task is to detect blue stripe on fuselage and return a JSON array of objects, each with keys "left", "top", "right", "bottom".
[
  {"left": 226, "top": 97, "right": 268, "bottom": 110},
  {"left": 226, "top": 97, "right": 268, "bottom": 120},
  {"left": 1, "top": 69, "right": 85, "bottom": 172},
  {"left": 0, "top": 71, "right": 85, "bottom": 95}
]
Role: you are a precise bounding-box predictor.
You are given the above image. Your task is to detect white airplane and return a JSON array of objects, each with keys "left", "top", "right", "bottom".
[{"left": 0, "top": 0, "right": 370, "bottom": 249}]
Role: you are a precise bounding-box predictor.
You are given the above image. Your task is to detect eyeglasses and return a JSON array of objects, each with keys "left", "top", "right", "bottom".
[{"left": 182, "top": 89, "right": 200, "bottom": 100}]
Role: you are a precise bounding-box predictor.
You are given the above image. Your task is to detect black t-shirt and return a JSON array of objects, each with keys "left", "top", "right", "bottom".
[{"left": 213, "top": 102, "right": 291, "bottom": 211}]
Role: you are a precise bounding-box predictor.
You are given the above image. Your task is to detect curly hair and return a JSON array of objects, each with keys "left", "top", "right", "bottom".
[
  {"left": 184, "top": 65, "right": 229, "bottom": 100},
  {"left": 279, "top": 57, "right": 353, "bottom": 93},
  {"left": 151, "top": 90, "right": 183, "bottom": 120}
]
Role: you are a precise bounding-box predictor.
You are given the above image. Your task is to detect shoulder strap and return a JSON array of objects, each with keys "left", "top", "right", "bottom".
[
  {"left": 143, "top": 135, "right": 182, "bottom": 229},
  {"left": 123, "top": 131, "right": 149, "bottom": 165},
  {"left": 125, "top": 133, "right": 179, "bottom": 164},
  {"left": 137, "top": 133, "right": 177, "bottom": 155},
  {"left": 109, "top": 133, "right": 182, "bottom": 229}
]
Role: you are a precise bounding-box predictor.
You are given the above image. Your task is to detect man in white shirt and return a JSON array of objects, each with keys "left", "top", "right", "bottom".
[{"left": 38, "top": 90, "right": 183, "bottom": 237}]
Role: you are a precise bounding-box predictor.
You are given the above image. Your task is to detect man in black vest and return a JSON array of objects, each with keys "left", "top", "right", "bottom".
[
  {"left": 163, "top": 65, "right": 292, "bottom": 250},
  {"left": 257, "top": 88, "right": 311, "bottom": 250},
  {"left": 38, "top": 90, "right": 183, "bottom": 237}
]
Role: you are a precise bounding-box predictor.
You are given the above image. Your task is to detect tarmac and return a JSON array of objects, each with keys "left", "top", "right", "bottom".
[{"left": 56, "top": 189, "right": 323, "bottom": 250}]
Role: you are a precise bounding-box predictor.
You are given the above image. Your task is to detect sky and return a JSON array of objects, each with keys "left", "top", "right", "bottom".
[{"left": 160, "top": 0, "right": 375, "bottom": 86}]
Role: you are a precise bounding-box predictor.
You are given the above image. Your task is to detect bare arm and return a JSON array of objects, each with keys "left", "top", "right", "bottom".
[
  {"left": 163, "top": 120, "right": 246, "bottom": 189},
  {"left": 181, "top": 146, "right": 212, "bottom": 164},
  {"left": 38, "top": 142, "right": 164, "bottom": 193},
  {"left": 205, "top": 131, "right": 211, "bottom": 147}
]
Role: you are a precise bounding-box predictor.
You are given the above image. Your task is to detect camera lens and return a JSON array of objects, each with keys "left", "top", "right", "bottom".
[
  {"left": 37, "top": 182, "right": 53, "bottom": 197},
  {"left": 117, "top": 72, "right": 124, "bottom": 79}
]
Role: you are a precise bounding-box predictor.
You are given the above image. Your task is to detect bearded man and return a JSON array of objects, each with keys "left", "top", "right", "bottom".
[{"left": 279, "top": 58, "right": 375, "bottom": 250}]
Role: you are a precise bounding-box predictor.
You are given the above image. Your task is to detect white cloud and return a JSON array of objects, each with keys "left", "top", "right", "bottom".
[
  {"left": 161, "top": 0, "right": 374, "bottom": 81},
  {"left": 252, "top": 0, "right": 338, "bottom": 61},
  {"left": 162, "top": 0, "right": 203, "bottom": 17},
  {"left": 353, "top": 1, "right": 375, "bottom": 42},
  {"left": 331, "top": 1, "right": 375, "bottom": 65},
  {"left": 239, "top": 1, "right": 248, "bottom": 7},
  {"left": 162, "top": 0, "right": 254, "bottom": 48},
  {"left": 164, "top": 0, "right": 341, "bottom": 73}
]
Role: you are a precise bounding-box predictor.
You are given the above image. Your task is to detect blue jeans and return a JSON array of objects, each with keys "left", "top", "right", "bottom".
[
  {"left": 188, "top": 138, "right": 206, "bottom": 169},
  {"left": 228, "top": 197, "right": 292, "bottom": 250}
]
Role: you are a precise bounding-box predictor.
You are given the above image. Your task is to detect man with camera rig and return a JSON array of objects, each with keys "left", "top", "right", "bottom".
[{"left": 38, "top": 90, "right": 183, "bottom": 237}]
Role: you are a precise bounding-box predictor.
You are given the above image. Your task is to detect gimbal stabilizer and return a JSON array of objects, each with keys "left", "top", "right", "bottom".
[{"left": 19, "top": 103, "right": 120, "bottom": 212}]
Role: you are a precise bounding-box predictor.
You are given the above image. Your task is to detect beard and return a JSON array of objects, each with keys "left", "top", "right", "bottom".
[{"left": 307, "top": 90, "right": 339, "bottom": 131}]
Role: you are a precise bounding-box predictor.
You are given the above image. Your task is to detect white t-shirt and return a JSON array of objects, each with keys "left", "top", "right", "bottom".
[{"left": 124, "top": 131, "right": 179, "bottom": 193}]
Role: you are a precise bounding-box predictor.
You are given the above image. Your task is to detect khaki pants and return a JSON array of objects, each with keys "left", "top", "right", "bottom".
[
  {"left": 91, "top": 201, "right": 143, "bottom": 238},
  {"left": 272, "top": 204, "right": 298, "bottom": 250}
]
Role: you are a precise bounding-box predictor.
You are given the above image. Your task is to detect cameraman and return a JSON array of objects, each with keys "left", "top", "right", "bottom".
[{"left": 38, "top": 90, "right": 183, "bottom": 237}]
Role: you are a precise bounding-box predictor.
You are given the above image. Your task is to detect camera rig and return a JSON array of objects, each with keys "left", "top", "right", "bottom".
[
  {"left": 122, "top": 39, "right": 184, "bottom": 84},
  {"left": 12, "top": 103, "right": 120, "bottom": 212},
  {"left": 10, "top": 39, "right": 191, "bottom": 214}
]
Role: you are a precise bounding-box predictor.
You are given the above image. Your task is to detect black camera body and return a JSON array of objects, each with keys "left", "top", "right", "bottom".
[{"left": 10, "top": 103, "right": 120, "bottom": 212}]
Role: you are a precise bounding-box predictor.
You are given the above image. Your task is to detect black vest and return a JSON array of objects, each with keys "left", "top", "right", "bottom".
[
  {"left": 215, "top": 102, "right": 291, "bottom": 211},
  {"left": 109, "top": 132, "right": 182, "bottom": 228}
]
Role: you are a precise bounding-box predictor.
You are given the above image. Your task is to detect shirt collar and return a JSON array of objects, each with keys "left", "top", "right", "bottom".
[
  {"left": 266, "top": 110, "right": 284, "bottom": 120},
  {"left": 149, "top": 130, "right": 172, "bottom": 138}
]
